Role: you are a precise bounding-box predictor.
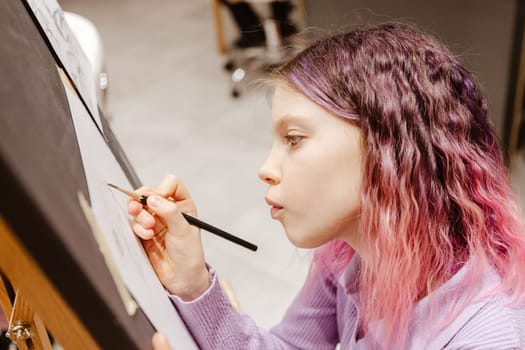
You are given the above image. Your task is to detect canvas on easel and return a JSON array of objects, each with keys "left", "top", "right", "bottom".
[{"left": 0, "top": 0, "right": 197, "bottom": 348}]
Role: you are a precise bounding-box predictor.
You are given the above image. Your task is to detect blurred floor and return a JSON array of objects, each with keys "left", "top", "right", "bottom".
[{"left": 60, "top": 0, "right": 525, "bottom": 334}]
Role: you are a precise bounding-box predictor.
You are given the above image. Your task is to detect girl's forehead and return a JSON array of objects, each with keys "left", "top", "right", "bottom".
[
  {"left": 271, "top": 87, "right": 316, "bottom": 121},
  {"left": 272, "top": 84, "right": 313, "bottom": 112},
  {"left": 272, "top": 83, "right": 296, "bottom": 102}
]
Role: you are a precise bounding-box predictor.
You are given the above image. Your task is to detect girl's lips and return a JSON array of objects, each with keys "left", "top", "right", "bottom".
[
  {"left": 265, "top": 197, "right": 283, "bottom": 218},
  {"left": 270, "top": 205, "right": 283, "bottom": 219}
]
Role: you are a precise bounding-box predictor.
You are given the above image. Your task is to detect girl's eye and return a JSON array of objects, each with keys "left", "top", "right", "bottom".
[{"left": 284, "top": 134, "right": 304, "bottom": 147}]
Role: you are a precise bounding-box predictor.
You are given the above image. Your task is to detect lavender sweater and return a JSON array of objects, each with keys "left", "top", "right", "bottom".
[{"left": 171, "top": 256, "right": 525, "bottom": 349}]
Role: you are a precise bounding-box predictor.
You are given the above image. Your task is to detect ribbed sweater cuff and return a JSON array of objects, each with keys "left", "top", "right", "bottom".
[{"left": 169, "top": 265, "right": 241, "bottom": 348}]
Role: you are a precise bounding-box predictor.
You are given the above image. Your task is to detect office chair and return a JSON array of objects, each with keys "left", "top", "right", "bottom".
[{"left": 212, "top": 0, "right": 304, "bottom": 97}]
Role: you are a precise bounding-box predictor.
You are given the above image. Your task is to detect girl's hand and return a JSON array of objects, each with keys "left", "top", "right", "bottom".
[
  {"left": 152, "top": 333, "right": 172, "bottom": 350},
  {"left": 128, "top": 174, "right": 210, "bottom": 301}
]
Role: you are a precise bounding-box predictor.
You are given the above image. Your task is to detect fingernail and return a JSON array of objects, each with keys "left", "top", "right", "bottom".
[{"left": 148, "top": 196, "right": 161, "bottom": 208}]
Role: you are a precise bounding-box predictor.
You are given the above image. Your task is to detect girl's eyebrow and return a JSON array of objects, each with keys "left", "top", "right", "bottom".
[{"left": 275, "top": 114, "right": 309, "bottom": 131}]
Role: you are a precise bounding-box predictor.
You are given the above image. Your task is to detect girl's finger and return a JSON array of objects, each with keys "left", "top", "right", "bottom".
[
  {"left": 132, "top": 222, "right": 154, "bottom": 239},
  {"left": 127, "top": 200, "right": 142, "bottom": 215},
  {"left": 146, "top": 196, "right": 189, "bottom": 236},
  {"left": 152, "top": 332, "right": 173, "bottom": 350},
  {"left": 135, "top": 209, "right": 156, "bottom": 229},
  {"left": 157, "top": 174, "right": 192, "bottom": 202},
  {"left": 134, "top": 185, "right": 156, "bottom": 196}
]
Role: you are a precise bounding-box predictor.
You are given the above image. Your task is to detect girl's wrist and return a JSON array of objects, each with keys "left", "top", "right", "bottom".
[{"left": 168, "top": 267, "right": 211, "bottom": 301}]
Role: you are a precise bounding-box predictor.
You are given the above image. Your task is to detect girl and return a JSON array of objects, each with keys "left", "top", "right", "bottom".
[{"left": 129, "top": 23, "right": 525, "bottom": 349}]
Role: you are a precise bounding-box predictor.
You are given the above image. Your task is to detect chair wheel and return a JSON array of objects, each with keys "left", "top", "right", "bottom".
[
  {"left": 231, "top": 89, "right": 240, "bottom": 98},
  {"left": 224, "top": 60, "right": 235, "bottom": 71}
]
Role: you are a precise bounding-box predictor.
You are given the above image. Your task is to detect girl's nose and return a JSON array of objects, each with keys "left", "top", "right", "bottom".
[{"left": 258, "top": 153, "right": 281, "bottom": 185}]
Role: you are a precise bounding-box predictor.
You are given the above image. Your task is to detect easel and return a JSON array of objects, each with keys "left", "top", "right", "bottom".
[
  {"left": 0, "top": 216, "right": 100, "bottom": 349},
  {"left": 0, "top": 0, "right": 171, "bottom": 347},
  {"left": 0, "top": 281, "right": 52, "bottom": 350}
]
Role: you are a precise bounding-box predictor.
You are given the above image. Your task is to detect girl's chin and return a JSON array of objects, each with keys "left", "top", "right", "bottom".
[{"left": 284, "top": 229, "right": 328, "bottom": 249}]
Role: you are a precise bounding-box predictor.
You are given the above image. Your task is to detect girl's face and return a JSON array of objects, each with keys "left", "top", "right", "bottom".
[{"left": 259, "top": 84, "right": 363, "bottom": 249}]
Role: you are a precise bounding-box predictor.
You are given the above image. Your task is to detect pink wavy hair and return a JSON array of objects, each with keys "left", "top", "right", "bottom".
[{"left": 272, "top": 23, "right": 525, "bottom": 348}]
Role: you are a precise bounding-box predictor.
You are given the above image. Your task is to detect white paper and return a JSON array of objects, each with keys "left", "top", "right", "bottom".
[
  {"left": 25, "top": 0, "right": 103, "bottom": 130},
  {"left": 63, "top": 82, "right": 198, "bottom": 349}
]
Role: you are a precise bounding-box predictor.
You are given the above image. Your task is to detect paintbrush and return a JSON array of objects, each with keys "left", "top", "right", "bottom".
[{"left": 108, "top": 183, "right": 257, "bottom": 251}]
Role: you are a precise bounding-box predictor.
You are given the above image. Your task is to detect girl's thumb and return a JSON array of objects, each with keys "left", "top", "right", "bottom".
[
  {"left": 147, "top": 195, "right": 165, "bottom": 210},
  {"left": 146, "top": 195, "right": 183, "bottom": 230}
]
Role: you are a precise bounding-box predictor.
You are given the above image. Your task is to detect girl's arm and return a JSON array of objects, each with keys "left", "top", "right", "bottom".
[
  {"left": 171, "top": 264, "right": 340, "bottom": 349},
  {"left": 129, "top": 174, "right": 340, "bottom": 349}
]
